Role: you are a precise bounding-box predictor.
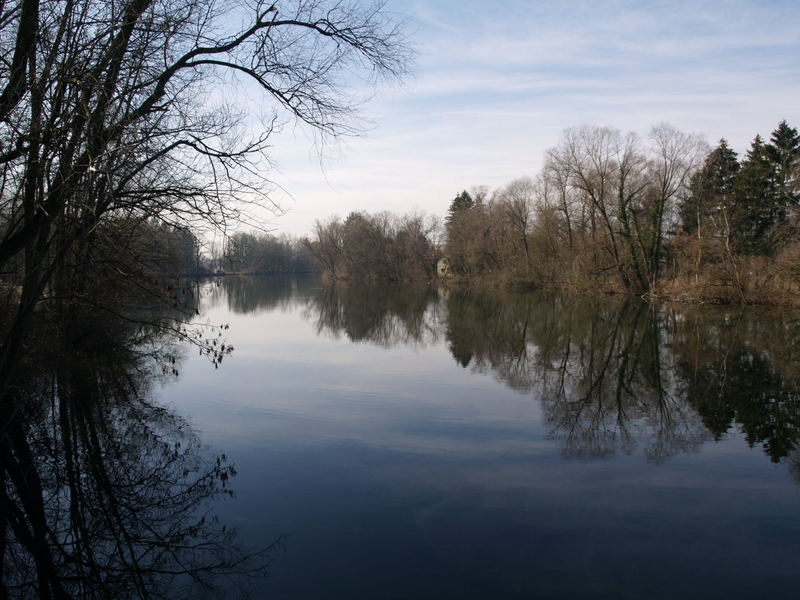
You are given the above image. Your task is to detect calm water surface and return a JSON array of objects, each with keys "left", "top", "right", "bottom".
[{"left": 164, "top": 275, "right": 800, "bottom": 598}]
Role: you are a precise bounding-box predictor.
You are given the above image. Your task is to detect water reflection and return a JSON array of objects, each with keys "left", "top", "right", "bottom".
[
  {"left": 672, "top": 310, "right": 800, "bottom": 463},
  {"left": 206, "top": 275, "right": 309, "bottom": 315},
  {"left": 302, "top": 282, "right": 800, "bottom": 468},
  {"left": 0, "top": 312, "right": 275, "bottom": 598},
  {"left": 305, "top": 282, "right": 440, "bottom": 347}
]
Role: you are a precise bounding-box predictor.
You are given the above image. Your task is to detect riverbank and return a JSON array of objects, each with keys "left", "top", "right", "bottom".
[{"left": 436, "top": 265, "right": 800, "bottom": 307}]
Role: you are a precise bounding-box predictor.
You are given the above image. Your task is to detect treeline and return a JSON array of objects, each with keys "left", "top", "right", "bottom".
[
  {"left": 445, "top": 120, "right": 800, "bottom": 302},
  {"left": 1, "top": 216, "right": 206, "bottom": 321},
  {"left": 223, "top": 232, "right": 317, "bottom": 274},
  {"left": 1, "top": 217, "right": 203, "bottom": 277},
  {"left": 91, "top": 218, "right": 205, "bottom": 279},
  {"left": 222, "top": 233, "right": 319, "bottom": 273},
  {"left": 307, "top": 120, "right": 800, "bottom": 303},
  {"left": 306, "top": 211, "right": 441, "bottom": 281}
]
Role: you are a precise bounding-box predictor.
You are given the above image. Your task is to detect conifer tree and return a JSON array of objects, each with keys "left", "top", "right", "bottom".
[
  {"left": 446, "top": 191, "right": 475, "bottom": 227},
  {"left": 765, "top": 120, "right": 800, "bottom": 208},
  {"left": 444, "top": 190, "right": 478, "bottom": 276},
  {"left": 733, "top": 135, "right": 781, "bottom": 254},
  {"left": 680, "top": 140, "right": 739, "bottom": 238}
]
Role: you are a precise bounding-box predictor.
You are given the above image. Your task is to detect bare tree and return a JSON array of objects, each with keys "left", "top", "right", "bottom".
[
  {"left": 495, "top": 177, "right": 535, "bottom": 270},
  {"left": 540, "top": 124, "right": 705, "bottom": 293},
  {"left": 306, "top": 216, "right": 344, "bottom": 278},
  {"left": 0, "top": 0, "right": 409, "bottom": 391},
  {"left": 308, "top": 210, "right": 438, "bottom": 281},
  {"left": 542, "top": 152, "right": 578, "bottom": 249}
]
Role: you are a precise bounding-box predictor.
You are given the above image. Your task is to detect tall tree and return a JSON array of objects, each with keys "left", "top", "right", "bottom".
[
  {"left": 0, "top": 0, "right": 408, "bottom": 391},
  {"left": 680, "top": 139, "right": 739, "bottom": 240},
  {"left": 495, "top": 177, "right": 535, "bottom": 270},
  {"left": 733, "top": 135, "right": 780, "bottom": 254},
  {"left": 444, "top": 190, "right": 477, "bottom": 276},
  {"left": 765, "top": 120, "right": 800, "bottom": 208},
  {"left": 445, "top": 190, "right": 475, "bottom": 227}
]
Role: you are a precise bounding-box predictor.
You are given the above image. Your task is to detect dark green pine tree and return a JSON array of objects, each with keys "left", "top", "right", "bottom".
[
  {"left": 680, "top": 139, "right": 739, "bottom": 236},
  {"left": 733, "top": 135, "right": 781, "bottom": 254},
  {"left": 445, "top": 190, "right": 474, "bottom": 227},
  {"left": 765, "top": 120, "right": 800, "bottom": 208}
]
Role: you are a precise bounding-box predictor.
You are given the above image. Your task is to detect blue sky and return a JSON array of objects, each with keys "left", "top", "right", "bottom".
[{"left": 252, "top": 0, "right": 800, "bottom": 237}]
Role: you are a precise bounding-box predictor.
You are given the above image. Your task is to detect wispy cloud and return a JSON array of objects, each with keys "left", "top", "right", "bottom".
[{"left": 255, "top": 0, "right": 800, "bottom": 235}]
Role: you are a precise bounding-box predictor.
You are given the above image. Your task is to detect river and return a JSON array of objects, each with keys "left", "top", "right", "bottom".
[
  {"left": 5, "top": 274, "right": 799, "bottom": 598},
  {"left": 160, "top": 275, "right": 800, "bottom": 598}
]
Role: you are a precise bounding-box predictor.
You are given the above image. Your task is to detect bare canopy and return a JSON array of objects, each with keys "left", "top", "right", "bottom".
[{"left": 0, "top": 0, "right": 409, "bottom": 388}]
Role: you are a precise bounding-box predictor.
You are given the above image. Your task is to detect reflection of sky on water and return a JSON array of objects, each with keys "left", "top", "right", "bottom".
[{"left": 163, "top": 277, "right": 800, "bottom": 599}]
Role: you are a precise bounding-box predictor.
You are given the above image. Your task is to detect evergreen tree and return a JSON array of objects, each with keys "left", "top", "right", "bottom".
[
  {"left": 680, "top": 140, "right": 739, "bottom": 237},
  {"left": 445, "top": 190, "right": 475, "bottom": 227},
  {"left": 444, "top": 190, "right": 478, "bottom": 276},
  {"left": 765, "top": 120, "right": 800, "bottom": 208},
  {"left": 733, "top": 135, "right": 781, "bottom": 254}
]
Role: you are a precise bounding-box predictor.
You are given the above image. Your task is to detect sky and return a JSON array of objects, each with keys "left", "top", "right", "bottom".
[{"left": 238, "top": 0, "right": 800, "bottom": 238}]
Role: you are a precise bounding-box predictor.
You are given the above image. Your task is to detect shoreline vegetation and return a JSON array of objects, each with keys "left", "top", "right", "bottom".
[
  {"left": 306, "top": 121, "right": 800, "bottom": 307},
  {"left": 0, "top": 0, "right": 407, "bottom": 394},
  {"left": 0, "top": 2, "right": 408, "bottom": 595}
]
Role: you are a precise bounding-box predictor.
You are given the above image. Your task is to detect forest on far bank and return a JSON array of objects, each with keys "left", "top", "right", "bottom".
[{"left": 306, "top": 120, "right": 800, "bottom": 305}]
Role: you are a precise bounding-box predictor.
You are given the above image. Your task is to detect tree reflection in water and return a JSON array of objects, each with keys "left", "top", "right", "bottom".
[
  {"left": 305, "top": 282, "right": 800, "bottom": 470},
  {"left": 207, "top": 275, "right": 303, "bottom": 315},
  {"left": 672, "top": 308, "right": 800, "bottom": 463},
  {"left": 304, "top": 281, "right": 441, "bottom": 348},
  {"left": 0, "top": 313, "right": 278, "bottom": 599}
]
